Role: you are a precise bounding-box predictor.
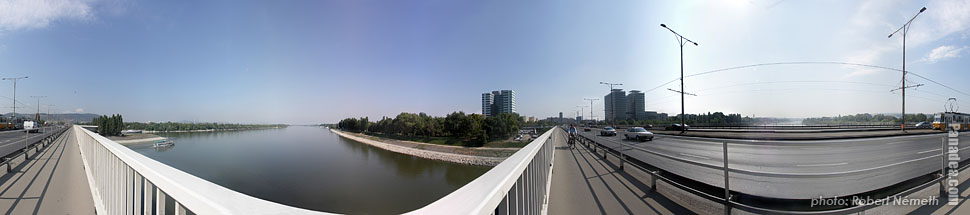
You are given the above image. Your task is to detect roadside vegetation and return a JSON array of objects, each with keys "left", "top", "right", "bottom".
[{"left": 335, "top": 112, "right": 523, "bottom": 147}]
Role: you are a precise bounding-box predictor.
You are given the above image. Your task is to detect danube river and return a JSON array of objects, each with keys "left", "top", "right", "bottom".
[{"left": 126, "top": 126, "right": 491, "bottom": 214}]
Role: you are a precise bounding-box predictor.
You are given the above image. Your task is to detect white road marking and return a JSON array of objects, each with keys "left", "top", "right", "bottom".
[
  {"left": 917, "top": 148, "right": 941, "bottom": 154},
  {"left": 795, "top": 162, "right": 848, "bottom": 167},
  {"left": 679, "top": 153, "right": 710, "bottom": 160}
]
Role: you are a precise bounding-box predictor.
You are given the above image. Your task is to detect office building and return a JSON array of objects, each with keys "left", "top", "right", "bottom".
[
  {"left": 628, "top": 90, "right": 646, "bottom": 121},
  {"left": 482, "top": 90, "right": 516, "bottom": 116},
  {"left": 604, "top": 89, "right": 629, "bottom": 122}
]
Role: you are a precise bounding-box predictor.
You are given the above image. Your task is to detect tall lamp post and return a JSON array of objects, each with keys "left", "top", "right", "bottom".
[
  {"left": 577, "top": 105, "right": 588, "bottom": 122},
  {"left": 2, "top": 76, "right": 28, "bottom": 121},
  {"left": 888, "top": 7, "right": 926, "bottom": 132},
  {"left": 661, "top": 24, "right": 698, "bottom": 134},
  {"left": 584, "top": 98, "right": 599, "bottom": 122},
  {"left": 600, "top": 82, "right": 622, "bottom": 128}
]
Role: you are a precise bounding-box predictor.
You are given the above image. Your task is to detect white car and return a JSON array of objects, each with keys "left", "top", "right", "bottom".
[{"left": 624, "top": 127, "right": 654, "bottom": 141}]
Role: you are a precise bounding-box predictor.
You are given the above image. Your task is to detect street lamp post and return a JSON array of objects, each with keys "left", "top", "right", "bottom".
[
  {"left": 888, "top": 7, "right": 927, "bottom": 132},
  {"left": 577, "top": 105, "right": 588, "bottom": 122},
  {"left": 600, "top": 82, "right": 623, "bottom": 128},
  {"left": 584, "top": 98, "right": 599, "bottom": 122},
  {"left": 661, "top": 24, "right": 698, "bottom": 134},
  {"left": 3, "top": 77, "right": 28, "bottom": 121}
]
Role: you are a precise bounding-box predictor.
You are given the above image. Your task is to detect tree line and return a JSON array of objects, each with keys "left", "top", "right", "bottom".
[
  {"left": 93, "top": 114, "right": 124, "bottom": 136},
  {"left": 336, "top": 112, "right": 522, "bottom": 147},
  {"left": 125, "top": 122, "right": 287, "bottom": 132},
  {"left": 803, "top": 113, "right": 929, "bottom": 125}
]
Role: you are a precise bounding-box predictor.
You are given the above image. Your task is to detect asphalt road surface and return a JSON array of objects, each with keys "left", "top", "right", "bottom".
[
  {"left": 0, "top": 126, "right": 68, "bottom": 159},
  {"left": 578, "top": 127, "right": 969, "bottom": 199}
]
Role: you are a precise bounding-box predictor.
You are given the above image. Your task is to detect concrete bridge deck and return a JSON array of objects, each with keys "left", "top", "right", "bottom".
[
  {"left": 547, "top": 130, "right": 691, "bottom": 215},
  {"left": 0, "top": 128, "right": 94, "bottom": 214}
]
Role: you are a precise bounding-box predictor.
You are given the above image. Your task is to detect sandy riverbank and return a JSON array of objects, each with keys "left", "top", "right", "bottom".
[
  {"left": 108, "top": 133, "right": 168, "bottom": 144},
  {"left": 330, "top": 129, "right": 515, "bottom": 166}
]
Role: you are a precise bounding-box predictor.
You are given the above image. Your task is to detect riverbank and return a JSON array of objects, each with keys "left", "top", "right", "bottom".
[
  {"left": 108, "top": 133, "right": 167, "bottom": 144},
  {"left": 141, "top": 126, "right": 285, "bottom": 133},
  {"left": 330, "top": 129, "right": 515, "bottom": 166}
]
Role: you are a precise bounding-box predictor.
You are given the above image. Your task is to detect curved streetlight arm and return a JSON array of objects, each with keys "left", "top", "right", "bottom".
[{"left": 889, "top": 7, "right": 927, "bottom": 38}]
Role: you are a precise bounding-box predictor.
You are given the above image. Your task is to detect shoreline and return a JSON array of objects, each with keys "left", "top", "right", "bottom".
[
  {"left": 330, "top": 128, "right": 511, "bottom": 166},
  {"left": 141, "top": 127, "right": 285, "bottom": 133}
]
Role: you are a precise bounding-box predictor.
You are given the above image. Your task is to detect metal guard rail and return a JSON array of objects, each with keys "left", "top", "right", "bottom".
[
  {"left": 569, "top": 127, "right": 966, "bottom": 215},
  {"left": 406, "top": 125, "right": 557, "bottom": 215},
  {"left": 73, "top": 125, "right": 331, "bottom": 215}
]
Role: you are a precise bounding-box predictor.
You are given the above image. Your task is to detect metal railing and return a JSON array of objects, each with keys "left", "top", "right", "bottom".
[
  {"left": 571, "top": 129, "right": 967, "bottom": 215},
  {"left": 406, "top": 125, "right": 558, "bottom": 215},
  {"left": 73, "top": 125, "right": 331, "bottom": 215},
  {"left": 0, "top": 126, "right": 69, "bottom": 172}
]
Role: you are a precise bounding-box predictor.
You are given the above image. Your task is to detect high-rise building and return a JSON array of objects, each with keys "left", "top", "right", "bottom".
[
  {"left": 627, "top": 90, "right": 646, "bottom": 121},
  {"left": 604, "top": 89, "right": 629, "bottom": 123},
  {"left": 482, "top": 90, "right": 516, "bottom": 116},
  {"left": 481, "top": 93, "right": 494, "bottom": 116}
]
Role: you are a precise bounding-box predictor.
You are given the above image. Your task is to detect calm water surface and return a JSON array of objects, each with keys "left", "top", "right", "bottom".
[{"left": 127, "top": 126, "right": 491, "bottom": 214}]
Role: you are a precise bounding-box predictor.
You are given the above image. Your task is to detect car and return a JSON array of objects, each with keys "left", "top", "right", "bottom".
[
  {"left": 624, "top": 127, "right": 654, "bottom": 141},
  {"left": 665, "top": 124, "right": 690, "bottom": 131},
  {"left": 600, "top": 127, "right": 617, "bottom": 136},
  {"left": 583, "top": 127, "right": 591, "bottom": 132},
  {"left": 915, "top": 122, "right": 932, "bottom": 129}
]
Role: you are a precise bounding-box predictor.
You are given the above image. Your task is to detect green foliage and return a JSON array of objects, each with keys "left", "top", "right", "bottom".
[
  {"left": 125, "top": 122, "right": 286, "bottom": 132},
  {"left": 338, "top": 111, "right": 523, "bottom": 147},
  {"left": 803, "top": 113, "right": 929, "bottom": 125},
  {"left": 92, "top": 114, "right": 124, "bottom": 136}
]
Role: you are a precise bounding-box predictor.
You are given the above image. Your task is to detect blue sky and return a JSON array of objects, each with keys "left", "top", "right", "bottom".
[{"left": 0, "top": 0, "right": 968, "bottom": 124}]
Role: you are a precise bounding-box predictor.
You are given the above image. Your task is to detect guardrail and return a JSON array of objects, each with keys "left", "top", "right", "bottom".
[
  {"left": 0, "top": 126, "right": 70, "bottom": 172},
  {"left": 570, "top": 128, "right": 966, "bottom": 214},
  {"left": 406, "top": 125, "right": 557, "bottom": 215},
  {"left": 73, "top": 125, "right": 330, "bottom": 215}
]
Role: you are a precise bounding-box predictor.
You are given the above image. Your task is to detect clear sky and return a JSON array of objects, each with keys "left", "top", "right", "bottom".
[{"left": 0, "top": 0, "right": 968, "bottom": 124}]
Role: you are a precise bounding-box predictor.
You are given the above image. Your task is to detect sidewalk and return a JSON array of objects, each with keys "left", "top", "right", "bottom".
[
  {"left": 547, "top": 130, "right": 690, "bottom": 215},
  {"left": 0, "top": 129, "right": 95, "bottom": 214}
]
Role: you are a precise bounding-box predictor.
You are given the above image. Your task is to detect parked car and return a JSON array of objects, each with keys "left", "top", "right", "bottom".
[
  {"left": 665, "top": 124, "right": 690, "bottom": 131},
  {"left": 600, "top": 127, "right": 617, "bottom": 136},
  {"left": 624, "top": 127, "right": 654, "bottom": 141},
  {"left": 915, "top": 122, "right": 932, "bottom": 129}
]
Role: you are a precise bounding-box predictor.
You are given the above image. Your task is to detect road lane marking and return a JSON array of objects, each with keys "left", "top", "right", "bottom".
[
  {"left": 679, "top": 153, "right": 710, "bottom": 160},
  {"left": 917, "top": 148, "right": 941, "bottom": 154},
  {"left": 795, "top": 162, "right": 848, "bottom": 167}
]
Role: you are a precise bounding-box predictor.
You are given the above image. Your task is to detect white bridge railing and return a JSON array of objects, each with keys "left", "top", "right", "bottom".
[
  {"left": 73, "top": 125, "right": 330, "bottom": 215},
  {"left": 406, "top": 127, "right": 558, "bottom": 215},
  {"left": 74, "top": 124, "right": 559, "bottom": 215}
]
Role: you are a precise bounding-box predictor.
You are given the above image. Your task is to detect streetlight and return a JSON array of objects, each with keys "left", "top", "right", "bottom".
[
  {"left": 2, "top": 76, "right": 28, "bottom": 122},
  {"left": 600, "top": 82, "right": 623, "bottom": 127},
  {"left": 584, "top": 98, "right": 599, "bottom": 122},
  {"left": 577, "top": 105, "right": 588, "bottom": 122},
  {"left": 660, "top": 23, "right": 698, "bottom": 134},
  {"left": 888, "top": 7, "right": 926, "bottom": 132}
]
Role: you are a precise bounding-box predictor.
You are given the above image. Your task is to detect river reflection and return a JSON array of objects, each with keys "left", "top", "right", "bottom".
[{"left": 127, "top": 126, "right": 492, "bottom": 214}]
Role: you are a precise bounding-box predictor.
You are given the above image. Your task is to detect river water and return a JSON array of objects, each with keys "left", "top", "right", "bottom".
[{"left": 125, "top": 126, "right": 492, "bottom": 214}]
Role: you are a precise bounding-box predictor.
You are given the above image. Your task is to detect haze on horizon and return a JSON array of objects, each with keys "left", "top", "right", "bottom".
[{"left": 0, "top": 0, "right": 967, "bottom": 124}]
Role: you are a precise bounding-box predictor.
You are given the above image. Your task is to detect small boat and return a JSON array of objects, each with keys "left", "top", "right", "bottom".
[{"left": 153, "top": 139, "right": 174, "bottom": 148}]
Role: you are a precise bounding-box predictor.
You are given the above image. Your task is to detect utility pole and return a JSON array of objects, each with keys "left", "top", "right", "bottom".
[
  {"left": 31, "top": 96, "right": 45, "bottom": 122},
  {"left": 661, "top": 24, "right": 698, "bottom": 134},
  {"left": 584, "top": 98, "right": 599, "bottom": 122},
  {"left": 888, "top": 6, "right": 926, "bottom": 132},
  {"left": 3, "top": 77, "right": 28, "bottom": 122},
  {"left": 600, "top": 82, "right": 623, "bottom": 128}
]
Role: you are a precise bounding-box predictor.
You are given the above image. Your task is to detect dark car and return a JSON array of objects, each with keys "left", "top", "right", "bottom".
[
  {"left": 915, "top": 122, "right": 932, "bottom": 129},
  {"left": 665, "top": 124, "right": 690, "bottom": 131},
  {"left": 583, "top": 127, "right": 591, "bottom": 132}
]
